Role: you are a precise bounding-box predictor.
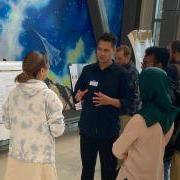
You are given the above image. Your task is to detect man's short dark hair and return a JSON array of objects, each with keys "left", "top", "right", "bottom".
[
  {"left": 145, "top": 46, "right": 169, "bottom": 68},
  {"left": 171, "top": 40, "right": 180, "bottom": 53},
  {"left": 97, "top": 32, "right": 117, "bottom": 48}
]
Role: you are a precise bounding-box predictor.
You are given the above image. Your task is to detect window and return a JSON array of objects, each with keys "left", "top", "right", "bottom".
[{"left": 153, "top": 0, "right": 164, "bottom": 45}]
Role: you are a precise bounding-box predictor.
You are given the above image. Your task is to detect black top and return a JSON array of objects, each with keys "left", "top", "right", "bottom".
[
  {"left": 166, "top": 62, "right": 180, "bottom": 81},
  {"left": 123, "top": 62, "right": 140, "bottom": 115},
  {"left": 74, "top": 62, "right": 134, "bottom": 139},
  {"left": 164, "top": 62, "right": 180, "bottom": 159}
]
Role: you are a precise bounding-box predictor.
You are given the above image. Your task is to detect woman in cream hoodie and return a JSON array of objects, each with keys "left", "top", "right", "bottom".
[{"left": 2, "top": 51, "right": 65, "bottom": 180}]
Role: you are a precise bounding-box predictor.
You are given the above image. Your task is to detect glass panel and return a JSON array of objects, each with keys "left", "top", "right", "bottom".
[
  {"left": 153, "top": 21, "right": 161, "bottom": 46},
  {"left": 155, "top": 0, "right": 164, "bottom": 19}
]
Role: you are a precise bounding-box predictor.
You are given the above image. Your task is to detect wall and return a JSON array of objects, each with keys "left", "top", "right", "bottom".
[
  {"left": 139, "top": 0, "right": 155, "bottom": 30},
  {"left": 120, "top": 0, "right": 155, "bottom": 45},
  {"left": 159, "top": 0, "right": 180, "bottom": 47}
]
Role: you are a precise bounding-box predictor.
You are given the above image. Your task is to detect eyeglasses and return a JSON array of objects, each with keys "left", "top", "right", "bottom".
[{"left": 141, "top": 60, "right": 156, "bottom": 68}]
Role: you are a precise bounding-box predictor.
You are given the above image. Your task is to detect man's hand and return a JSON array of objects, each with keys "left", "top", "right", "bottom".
[
  {"left": 93, "top": 92, "right": 112, "bottom": 106},
  {"left": 93, "top": 92, "right": 121, "bottom": 108},
  {"left": 75, "top": 89, "right": 88, "bottom": 102}
]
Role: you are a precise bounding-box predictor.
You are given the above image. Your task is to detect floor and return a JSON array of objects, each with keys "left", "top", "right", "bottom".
[{"left": 0, "top": 131, "right": 101, "bottom": 180}]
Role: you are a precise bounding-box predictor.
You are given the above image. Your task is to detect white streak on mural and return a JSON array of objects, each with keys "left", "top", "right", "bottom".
[
  {"left": 0, "top": 0, "right": 51, "bottom": 61},
  {"left": 34, "top": 30, "right": 62, "bottom": 67}
]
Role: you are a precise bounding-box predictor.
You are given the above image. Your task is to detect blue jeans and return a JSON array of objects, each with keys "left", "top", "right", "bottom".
[{"left": 164, "top": 160, "right": 171, "bottom": 180}]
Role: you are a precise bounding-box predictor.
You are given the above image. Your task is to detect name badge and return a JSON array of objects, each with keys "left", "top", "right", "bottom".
[{"left": 89, "top": 80, "right": 98, "bottom": 87}]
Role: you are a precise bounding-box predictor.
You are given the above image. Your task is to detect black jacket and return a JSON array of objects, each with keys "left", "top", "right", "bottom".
[
  {"left": 164, "top": 63, "right": 180, "bottom": 160},
  {"left": 74, "top": 62, "right": 134, "bottom": 139}
]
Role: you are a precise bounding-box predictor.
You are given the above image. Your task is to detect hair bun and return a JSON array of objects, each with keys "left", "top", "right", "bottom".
[{"left": 15, "top": 72, "right": 31, "bottom": 83}]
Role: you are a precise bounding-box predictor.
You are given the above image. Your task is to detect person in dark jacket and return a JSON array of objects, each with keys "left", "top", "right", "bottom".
[
  {"left": 115, "top": 45, "right": 140, "bottom": 130},
  {"left": 74, "top": 33, "right": 134, "bottom": 180},
  {"left": 168, "top": 40, "right": 180, "bottom": 180}
]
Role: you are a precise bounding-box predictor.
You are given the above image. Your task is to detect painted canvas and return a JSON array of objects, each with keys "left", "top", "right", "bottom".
[{"left": 0, "top": 0, "right": 123, "bottom": 110}]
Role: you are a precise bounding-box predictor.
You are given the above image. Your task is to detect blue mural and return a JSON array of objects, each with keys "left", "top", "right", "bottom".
[
  {"left": 104, "top": 0, "right": 124, "bottom": 44},
  {"left": 0, "top": 0, "right": 123, "bottom": 86}
]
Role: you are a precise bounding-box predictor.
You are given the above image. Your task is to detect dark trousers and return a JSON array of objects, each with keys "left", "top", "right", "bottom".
[{"left": 80, "top": 135, "right": 118, "bottom": 180}]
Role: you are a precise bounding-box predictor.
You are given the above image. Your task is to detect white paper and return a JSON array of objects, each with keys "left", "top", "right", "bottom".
[
  {"left": 0, "top": 61, "right": 22, "bottom": 141},
  {"left": 69, "top": 64, "right": 87, "bottom": 110},
  {"left": 0, "top": 124, "right": 10, "bottom": 141}
]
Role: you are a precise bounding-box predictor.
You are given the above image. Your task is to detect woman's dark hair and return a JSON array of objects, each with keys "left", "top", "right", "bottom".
[
  {"left": 15, "top": 51, "right": 49, "bottom": 83},
  {"left": 145, "top": 46, "right": 169, "bottom": 69}
]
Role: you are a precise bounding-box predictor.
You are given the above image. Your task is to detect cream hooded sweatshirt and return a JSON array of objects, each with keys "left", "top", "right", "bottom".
[{"left": 2, "top": 79, "right": 65, "bottom": 163}]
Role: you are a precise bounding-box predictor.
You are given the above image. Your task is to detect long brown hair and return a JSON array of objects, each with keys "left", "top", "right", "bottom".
[{"left": 15, "top": 51, "right": 49, "bottom": 83}]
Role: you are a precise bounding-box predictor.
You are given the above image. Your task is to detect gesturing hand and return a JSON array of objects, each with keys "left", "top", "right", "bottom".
[
  {"left": 93, "top": 92, "right": 112, "bottom": 106},
  {"left": 75, "top": 89, "right": 88, "bottom": 102}
]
